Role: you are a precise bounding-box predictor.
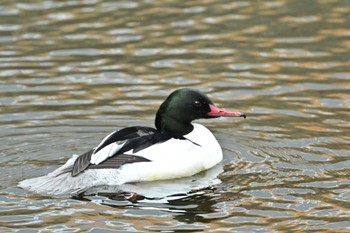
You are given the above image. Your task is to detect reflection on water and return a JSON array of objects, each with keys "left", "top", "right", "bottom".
[{"left": 1, "top": 0, "right": 350, "bottom": 232}]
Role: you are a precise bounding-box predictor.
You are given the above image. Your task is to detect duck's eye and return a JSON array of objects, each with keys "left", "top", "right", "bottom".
[{"left": 193, "top": 100, "right": 202, "bottom": 108}]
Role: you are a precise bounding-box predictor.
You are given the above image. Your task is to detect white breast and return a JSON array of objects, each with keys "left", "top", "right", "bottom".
[{"left": 115, "top": 123, "right": 223, "bottom": 183}]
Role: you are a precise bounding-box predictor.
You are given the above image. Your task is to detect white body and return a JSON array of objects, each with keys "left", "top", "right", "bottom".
[{"left": 19, "top": 124, "right": 223, "bottom": 195}]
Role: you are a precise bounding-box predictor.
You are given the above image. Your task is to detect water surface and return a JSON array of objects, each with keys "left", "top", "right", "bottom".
[{"left": 1, "top": 0, "right": 350, "bottom": 232}]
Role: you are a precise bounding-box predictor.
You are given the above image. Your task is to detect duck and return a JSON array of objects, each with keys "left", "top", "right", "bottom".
[{"left": 19, "top": 88, "right": 246, "bottom": 195}]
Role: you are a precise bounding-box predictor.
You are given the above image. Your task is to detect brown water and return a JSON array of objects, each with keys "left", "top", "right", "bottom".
[{"left": 1, "top": 0, "right": 350, "bottom": 232}]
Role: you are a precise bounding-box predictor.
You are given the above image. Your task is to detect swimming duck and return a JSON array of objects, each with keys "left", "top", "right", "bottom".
[{"left": 19, "top": 88, "right": 246, "bottom": 195}]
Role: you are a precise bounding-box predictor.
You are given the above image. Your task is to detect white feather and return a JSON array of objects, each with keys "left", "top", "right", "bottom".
[
  {"left": 93, "top": 130, "right": 117, "bottom": 153},
  {"left": 90, "top": 141, "right": 126, "bottom": 165}
]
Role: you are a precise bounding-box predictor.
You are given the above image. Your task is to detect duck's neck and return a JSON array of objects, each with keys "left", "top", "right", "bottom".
[{"left": 155, "top": 110, "right": 193, "bottom": 135}]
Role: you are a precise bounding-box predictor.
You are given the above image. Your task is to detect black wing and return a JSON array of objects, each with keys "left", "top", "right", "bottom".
[
  {"left": 93, "top": 126, "right": 157, "bottom": 154},
  {"left": 71, "top": 126, "right": 157, "bottom": 177}
]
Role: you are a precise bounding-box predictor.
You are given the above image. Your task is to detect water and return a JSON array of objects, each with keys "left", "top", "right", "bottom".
[{"left": 1, "top": 0, "right": 350, "bottom": 232}]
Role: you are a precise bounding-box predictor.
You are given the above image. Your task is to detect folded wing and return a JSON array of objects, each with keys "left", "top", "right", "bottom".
[{"left": 71, "top": 126, "right": 171, "bottom": 177}]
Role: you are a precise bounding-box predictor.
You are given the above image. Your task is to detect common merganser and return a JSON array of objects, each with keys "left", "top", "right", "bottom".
[{"left": 19, "top": 88, "right": 246, "bottom": 195}]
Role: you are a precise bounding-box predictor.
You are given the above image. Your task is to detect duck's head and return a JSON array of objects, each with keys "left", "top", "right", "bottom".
[{"left": 155, "top": 88, "right": 246, "bottom": 135}]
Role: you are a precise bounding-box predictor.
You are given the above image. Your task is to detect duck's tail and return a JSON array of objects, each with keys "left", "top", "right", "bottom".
[{"left": 18, "top": 155, "right": 96, "bottom": 195}]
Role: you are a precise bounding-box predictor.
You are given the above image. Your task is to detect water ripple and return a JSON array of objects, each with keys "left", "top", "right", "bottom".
[{"left": 0, "top": 0, "right": 349, "bottom": 232}]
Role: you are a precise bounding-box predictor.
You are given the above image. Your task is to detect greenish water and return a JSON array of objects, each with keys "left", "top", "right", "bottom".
[{"left": 1, "top": 0, "right": 349, "bottom": 232}]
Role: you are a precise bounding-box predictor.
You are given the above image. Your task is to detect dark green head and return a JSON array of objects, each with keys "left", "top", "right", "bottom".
[{"left": 155, "top": 88, "right": 245, "bottom": 135}]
